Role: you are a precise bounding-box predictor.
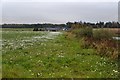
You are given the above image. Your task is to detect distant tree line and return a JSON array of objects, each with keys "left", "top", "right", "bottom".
[
  {"left": 66, "top": 21, "right": 120, "bottom": 28},
  {"left": 1, "top": 23, "right": 67, "bottom": 28},
  {"left": 1, "top": 21, "right": 120, "bottom": 28}
]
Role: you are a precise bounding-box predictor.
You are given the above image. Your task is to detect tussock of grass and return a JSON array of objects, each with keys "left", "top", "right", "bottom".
[{"left": 93, "top": 29, "right": 115, "bottom": 40}]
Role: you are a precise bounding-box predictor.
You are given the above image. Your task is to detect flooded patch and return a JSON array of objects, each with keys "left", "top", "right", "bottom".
[
  {"left": 113, "top": 37, "right": 120, "bottom": 40},
  {"left": 33, "top": 32, "right": 62, "bottom": 40},
  {"left": 2, "top": 31, "right": 62, "bottom": 52}
]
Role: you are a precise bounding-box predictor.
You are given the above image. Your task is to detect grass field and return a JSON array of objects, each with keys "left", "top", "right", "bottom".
[{"left": 2, "top": 28, "right": 119, "bottom": 78}]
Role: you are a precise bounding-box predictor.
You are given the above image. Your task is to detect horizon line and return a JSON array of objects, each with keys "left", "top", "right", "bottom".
[{"left": 1, "top": 21, "right": 119, "bottom": 25}]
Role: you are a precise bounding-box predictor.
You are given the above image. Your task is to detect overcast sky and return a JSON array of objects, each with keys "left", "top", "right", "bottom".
[
  {"left": 2, "top": 0, "right": 120, "bottom": 2},
  {"left": 0, "top": 0, "right": 119, "bottom": 24}
]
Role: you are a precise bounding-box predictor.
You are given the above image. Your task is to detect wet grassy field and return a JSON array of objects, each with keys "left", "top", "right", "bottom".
[{"left": 2, "top": 28, "right": 119, "bottom": 78}]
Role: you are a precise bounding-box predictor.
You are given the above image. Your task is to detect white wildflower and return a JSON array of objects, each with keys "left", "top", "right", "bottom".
[{"left": 113, "top": 70, "right": 118, "bottom": 73}]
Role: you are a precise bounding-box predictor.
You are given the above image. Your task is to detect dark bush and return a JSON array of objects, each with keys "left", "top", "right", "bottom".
[
  {"left": 33, "top": 28, "right": 38, "bottom": 31},
  {"left": 79, "top": 27, "right": 93, "bottom": 37}
]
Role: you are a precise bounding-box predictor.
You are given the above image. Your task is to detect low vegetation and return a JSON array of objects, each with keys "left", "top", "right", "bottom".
[
  {"left": 2, "top": 28, "right": 119, "bottom": 78},
  {"left": 68, "top": 24, "right": 119, "bottom": 60},
  {"left": 93, "top": 29, "right": 116, "bottom": 40}
]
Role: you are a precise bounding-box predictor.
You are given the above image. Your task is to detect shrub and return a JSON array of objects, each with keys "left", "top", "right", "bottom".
[
  {"left": 90, "top": 39, "right": 118, "bottom": 60},
  {"left": 33, "top": 28, "right": 38, "bottom": 31},
  {"left": 79, "top": 27, "right": 93, "bottom": 38},
  {"left": 93, "top": 29, "right": 115, "bottom": 40}
]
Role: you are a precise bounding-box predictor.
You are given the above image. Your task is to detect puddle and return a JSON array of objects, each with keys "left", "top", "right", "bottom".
[
  {"left": 33, "top": 32, "right": 62, "bottom": 39},
  {"left": 113, "top": 37, "right": 120, "bottom": 40}
]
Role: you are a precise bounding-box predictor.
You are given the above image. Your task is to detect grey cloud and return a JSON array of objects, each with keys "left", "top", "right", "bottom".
[{"left": 2, "top": 2, "right": 118, "bottom": 24}]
